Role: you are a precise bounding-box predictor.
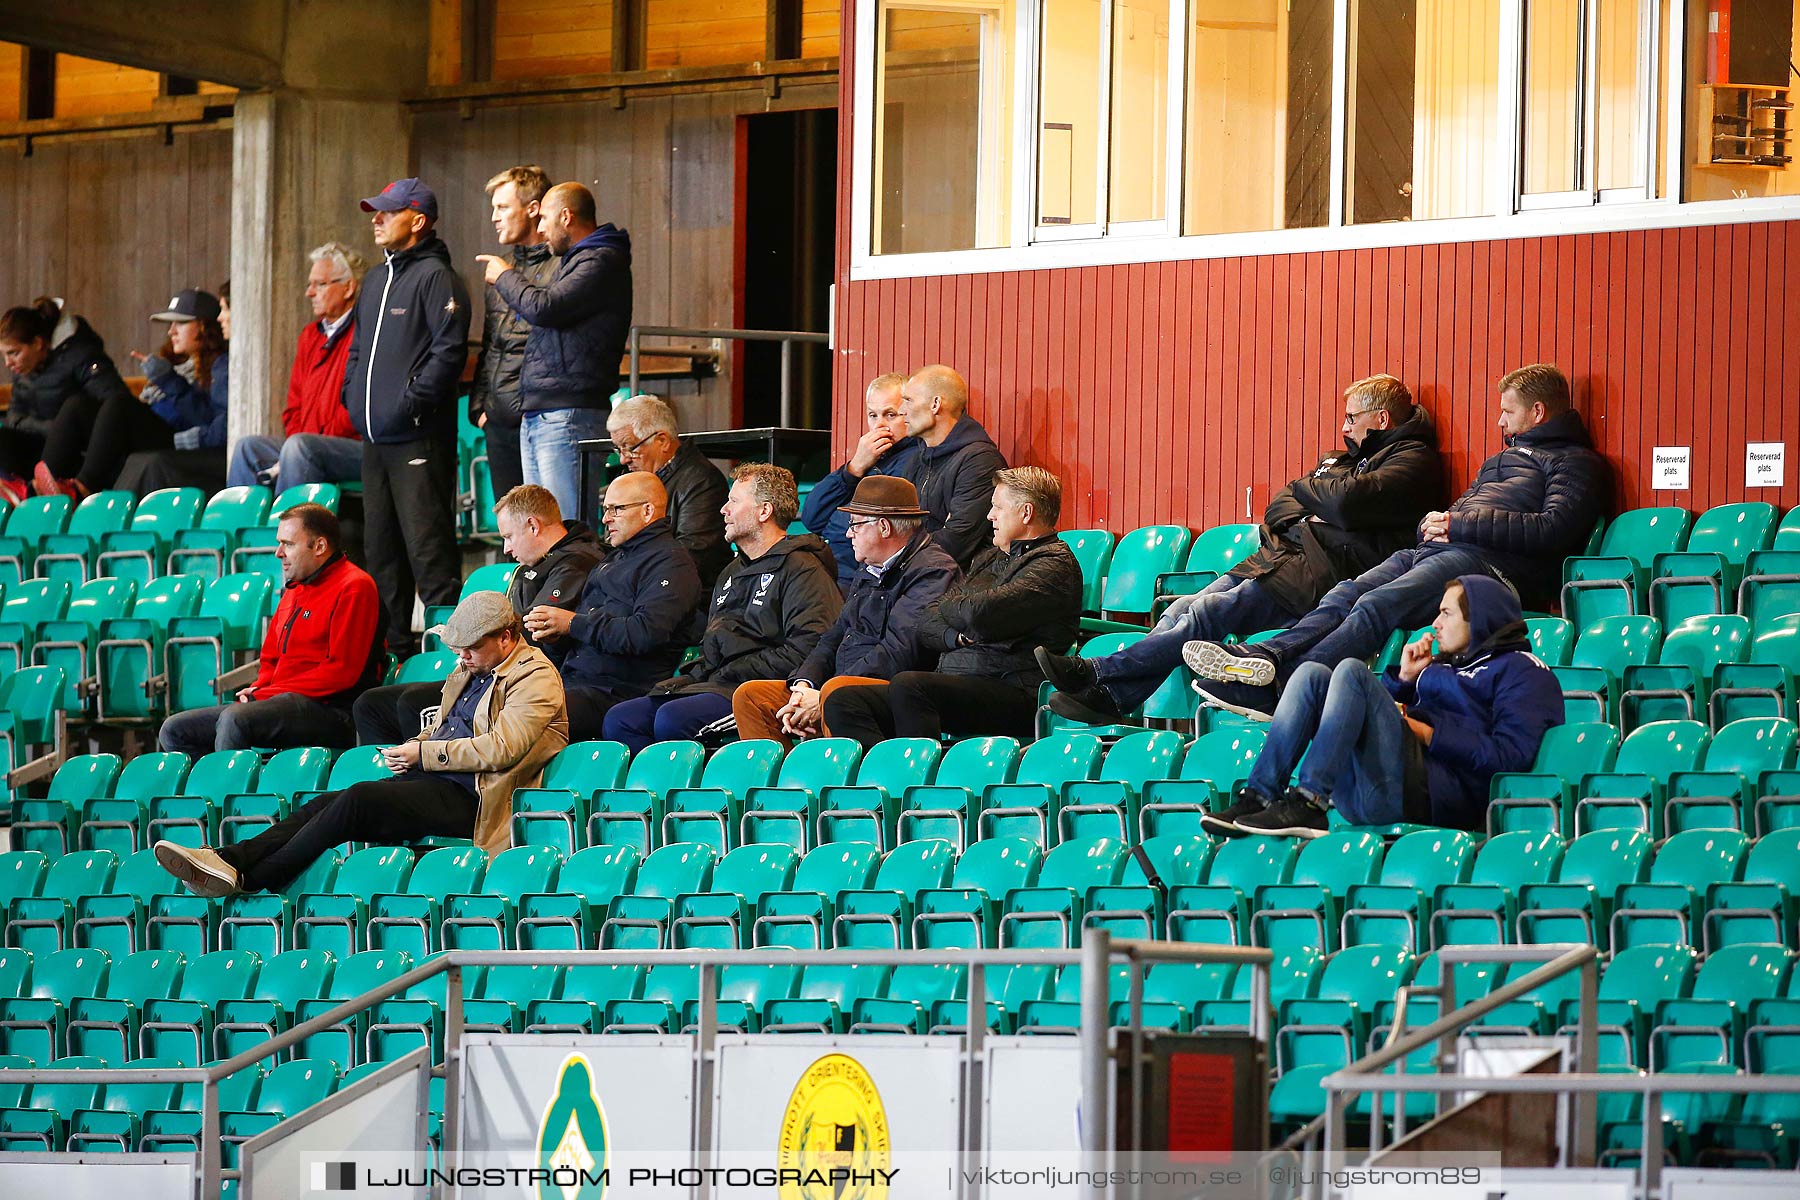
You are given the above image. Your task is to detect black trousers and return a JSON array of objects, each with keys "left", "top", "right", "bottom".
[
  {"left": 76, "top": 393, "right": 175, "bottom": 492},
  {"left": 216, "top": 774, "right": 477, "bottom": 893},
  {"left": 821, "top": 671, "right": 1039, "bottom": 751},
  {"left": 566, "top": 684, "right": 630, "bottom": 743},
  {"left": 483, "top": 419, "right": 525, "bottom": 503},
  {"left": 353, "top": 681, "right": 442, "bottom": 745},
  {"left": 35, "top": 393, "right": 103, "bottom": 479},
  {"left": 363, "top": 436, "right": 462, "bottom": 656},
  {"left": 0, "top": 426, "right": 45, "bottom": 479},
  {"left": 114, "top": 447, "right": 227, "bottom": 498}
]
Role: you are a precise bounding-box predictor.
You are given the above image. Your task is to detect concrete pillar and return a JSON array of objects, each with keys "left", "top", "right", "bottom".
[{"left": 229, "top": 91, "right": 412, "bottom": 446}]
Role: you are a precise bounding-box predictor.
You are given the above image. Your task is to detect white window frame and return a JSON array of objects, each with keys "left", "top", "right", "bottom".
[{"left": 850, "top": 0, "right": 1800, "bottom": 282}]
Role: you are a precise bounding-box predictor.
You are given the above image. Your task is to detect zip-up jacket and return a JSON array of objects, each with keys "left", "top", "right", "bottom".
[
  {"left": 250, "top": 552, "right": 386, "bottom": 706},
  {"left": 283, "top": 316, "right": 359, "bottom": 440},
  {"left": 562, "top": 519, "right": 703, "bottom": 696},
  {"left": 898, "top": 415, "right": 1008, "bottom": 568},
  {"left": 1424, "top": 408, "right": 1610, "bottom": 609},
  {"left": 799, "top": 437, "right": 923, "bottom": 590},
  {"left": 917, "top": 533, "right": 1082, "bottom": 691},
  {"left": 1383, "top": 574, "right": 1565, "bottom": 830},
  {"left": 492, "top": 224, "right": 632, "bottom": 411},
  {"left": 147, "top": 350, "right": 230, "bottom": 448},
  {"left": 510, "top": 520, "right": 606, "bottom": 662},
  {"left": 654, "top": 532, "right": 842, "bottom": 698},
  {"left": 793, "top": 530, "right": 960, "bottom": 685},
  {"left": 341, "top": 234, "right": 472, "bottom": 444},
  {"left": 1233, "top": 406, "right": 1443, "bottom": 616},
  {"left": 658, "top": 441, "right": 731, "bottom": 590},
  {"left": 469, "top": 241, "right": 557, "bottom": 429},
  {"left": 6, "top": 310, "right": 132, "bottom": 435}
]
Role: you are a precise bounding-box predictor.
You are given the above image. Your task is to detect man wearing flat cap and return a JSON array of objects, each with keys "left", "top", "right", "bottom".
[
  {"left": 732, "top": 476, "right": 959, "bottom": 748},
  {"left": 152, "top": 590, "right": 568, "bottom": 898},
  {"left": 344, "top": 176, "right": 472, "bottom": 658}
]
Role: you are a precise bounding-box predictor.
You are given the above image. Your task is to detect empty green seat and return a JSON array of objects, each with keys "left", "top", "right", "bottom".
[
  {"left": 1341, "top": 828, "right": 1475, "bottom": 951},
  {"left": 168, "top": 487, "right": 274, "bottom": 579},
  {"left": 165, "top": 573, "right": 276, "bottom": 715},
  {"left": 978, "top": 732, "right": 1103, "bottom": 845},
  {"left": 662, "top": 739, "right": 784, "bottom": 852},
  {"left": 1486, "top": 722, "right": 1619, "bottom": 836},
  {"left": 1092, "top": 524, "right": 1191, "bottom": 626},
  {"left": 1702, "top": 828, "right": 1800, "bottom": 953},
  {"left": 832, "top": 839, "right": 957, "bottom": 950},
  {"left": 294, "top": 950, "right": 412, "bottom": 1067},
  {"left": 817, "top": 737, "right": 941, "bottom": 848},
  {"left": 997, "top": 837, "right": 1128, "bottom": 949},
  {"left": 740, "top": 737, "right": 863, "bottom": 850},
  {"left": 1057, "top": 729, "right": 1186, "bottom": 843},
  {"left": 1525, "top": 616, "right": 1575, "bottom": 666},
  {"left": 72, "top": 847, "right": 173, "bottom": 959},
  {"left": 670, "top": 844, "right": 798, "bottom": 949},
  {"left": 30, "top": 575, "right": 136, "bottom": 711},
  {"left": 1621, "top": 615, "right": 1750, "bottom": 730},
  {"left": 1663, "top": 717, "right": 1799, "bottom": 833},
  {"left": 94, "top": 574, "right": 204, "bottom": 725},
  {"left": 365, "top": 845, "right": 487, "bottom": 957},
  {"left": 1738, "top": 548, "right": 1800, "bottom": 630},
  {"left": 32, "top": 490, "right": 134, "bottom": 589},
  {"left": 1612, "top": 829, "right": 1749, "bottom": 951},
  {"left": 0, "top": 948, "right": 109, "bottom": 1063},
  {"left": 753, "top": 842, "right": 881, "bottom": 949},
  {"left": 12, "top": 752, "right": 123, "bottom": 858},
  {"left": 1082, "top": 834, "right": 1212, "bottom": 940},
  {"left": 1429, "top": 831, "right": 1564, "bottom": 947},
  {"left": 587, "top": 739, "right": 704, "bottom": 854},
  {"left": 1167, "top": 836, "right": 1297, "bottom": 945},
  {"left": 598, "top": 842, "right": 715, "bottom": 949},
  {"left": 1556, "top": 615, "right": 1662, "bottom": 724},
  {"left": 6, "top": 851, "right": 118, "bottom": 956},
  {"left": 214, "top": 947, "right": 335, "bottom": 1063},
  {"left": 1139, "top": 727, "right": 1266, "bottom": 841},
  {"left": 144, "top": 749, "right": 261, "bottom": 849},
  {"left": 1155, "top": 523, "right": 1260, "bottom": 614},
  {"left": 1650, "top": 943, "right": 1789, "bottom": 1070},
  {"left": 77, "top": 751, "right": 191, "bottom": 857},
  {"left": 292, "top": 846, "right": 414, "bottom": 960},
  {"left": 1560, "top": 507, "right": 1691, "bottom": 631},
  {"left": 218, "top": 850, "right": 343, "bottom": 960},
  {"left": 913, "top": 837, "right": 1043, "bottom": 949},
  {"left": 1575, "top": 720, "right": 1710, "bottom": 838},
  {"left": 515, "top": 844, "right": 639, "bottom": 951},
  {"left": 65, "top": 947, "right": 184, "bottom": 1061},
  {"left": 0, "top": 495, "right": 73, "bottom": 586},
  {"left": 1250, "top": 829, "right": 1385, "bottom": 955},
  {"left": 1057, "top": 528, "right": 1115, "bottom": 614},
  {"left": 1648, "top": 502, "right": 1778, "bottom": 629},
  {"left": 0, "top": 1054, "right": 106, "bottom": 1150},
  {"left": 1517, "top": 829, "right": 1651, "bottom": 950},
  {"left": 525, "top": 963, "right": 643, "bottom": 1033},
  {"left": 762, "top": 963, "right": 892, "bottom": 1033},
  {"left": 896, "top": 735, "right": 1019, "bottom": 849},
  {"left": 853, "top": 963, "right": 964, "bottom": 1034},
  {"left": 1710, "top": 615, "right": 1800, "bottom": 728},
  {"left": 138, "top": 948, "right": 260, "bottom": 1063}
]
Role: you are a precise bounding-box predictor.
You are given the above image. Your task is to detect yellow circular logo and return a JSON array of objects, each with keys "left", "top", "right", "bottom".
[{"left": 776, "top": 1053, "right": 892, "bottom": 1200}]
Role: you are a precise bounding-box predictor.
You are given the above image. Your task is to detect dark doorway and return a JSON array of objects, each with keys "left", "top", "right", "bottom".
[{"left": 738, "top": 108, "right": 837, "bottom": 430}]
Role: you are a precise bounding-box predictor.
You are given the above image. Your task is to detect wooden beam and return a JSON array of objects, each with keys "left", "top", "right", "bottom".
[
  {"left": 612, "top": 0, "right": 646, "bottom": 73},
  {"left": 406, "top": 55, "right": 839, "bottom": 106},
  {"left": 460, "top": 0, "right": 496, "bottom": 84},
  {"left": 766, "top": 0, "right": 802, "bottom": 61},
  {"left": 159, "top": 73, "right": 200, "bottom": 97},
  {"left": 20, "top": 48, "right": 54, "bottom": 121},
  {"left": 0, "top": 2, "right": 284, "bottom": 90}
]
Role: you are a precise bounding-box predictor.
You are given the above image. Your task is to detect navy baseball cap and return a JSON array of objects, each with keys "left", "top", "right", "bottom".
[
  {"left": 360, "top": 177, "right": 439, "bottom": 220},
  {"left": 150, "top": 288, "right": 222, "bottom": 323}
]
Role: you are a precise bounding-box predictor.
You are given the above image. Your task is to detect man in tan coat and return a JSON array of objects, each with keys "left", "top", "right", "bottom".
[{"left": 153, "top": 591, "right": 568, "bottom": 896}]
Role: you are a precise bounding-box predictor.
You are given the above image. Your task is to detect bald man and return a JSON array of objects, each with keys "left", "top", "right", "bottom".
[
  {"left": 525, "top": 471, "right": 702, "bottom": 740},
  {"left": 897, "top": 364, "right": 1008, "bottom": 568},
  {"left": 480, "top": 180, "right": 634, "bottom": 517}
]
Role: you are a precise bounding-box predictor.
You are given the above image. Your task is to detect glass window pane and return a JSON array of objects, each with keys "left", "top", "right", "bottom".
[
  {"left": 1523, "top": 0, "right": 1584, "bottom": 194},
  {"left": 1595, "top": 0, "right": 1651, "bottom": 191},
  {"left": 1039, "top": 0, "right": 1103, "bottom": 226},
  {"left": 1109, "top": 0, "right": 1171, "bottom": 223},
  {"left": 1683, "top": 0, "right": 1799, "bottom": 201},
  {"left": 1350, "top": 0, "right": 1502, "bottom": 222},
  {"left": 1184, "top": 0, "right": 1331, "bottom": 233},
  {"left": 873, "top": 4, "right": 1014, "bottom": 254}
]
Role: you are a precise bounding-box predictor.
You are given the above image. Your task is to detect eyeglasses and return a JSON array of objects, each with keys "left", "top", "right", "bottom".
[
  {"left": 1342, "top": 406, "right": 1379, "bottom": 424},
  {"left": 846, "top": 518, "right": 884, "bottom": 533},
  {"left": 602, "top": 502, "right": 646, "bottom": 516},
  {"left": 616, "top": 432, "right": 663, "bottom": 459}
]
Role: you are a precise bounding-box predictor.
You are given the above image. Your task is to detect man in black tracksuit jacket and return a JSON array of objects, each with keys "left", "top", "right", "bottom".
[
  {"left": 1036, "top": 375, "right": 1443, "bottom": 724},
  {"left": 469, "top": 175, "right": 558, "bottom": 499},
  {"left": 896, "top": 364, "right": 1009, "bottom": 569},
  {"left": 343, "top": 178, "right": 472, "bottom": 656},
  {"left": 826, "top": 467, "right": 1081, "bottom": 748},
  {"left": 603, "top": 464, "right": 841, "bottom": 752},
  {"left": 526, "top": 473, "right": 702, "bottom": 740}
]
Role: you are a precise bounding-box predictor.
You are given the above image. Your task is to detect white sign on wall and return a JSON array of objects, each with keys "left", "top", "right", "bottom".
[
  {"left": 1652, "top": 446, "right": 1691, "bottom": 491},
  {"left": 1746, "top": 442, "right": 1786, "bottom": 488}
]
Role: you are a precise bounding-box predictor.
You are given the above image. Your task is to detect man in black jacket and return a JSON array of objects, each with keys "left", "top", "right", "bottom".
[
  {"left": 733, "top": 476, "right": 960, "bottom": 747},
  {"left": 1186, "top": 363, "right": 1610, "bottom": 720},
  {"left": 522, "top": 471, "right": 702, "bottom": 740},
  {"left": 470, "top": 165, "right": 558, "bottom": 499},
  {"left": 344, "top": 177, "right": 472, "bottom": 657},
  {"left": 351, "top": 483, "right": 602, "bottom": 743},
  {"left": 826, "top": 467, "right": 1081, "bottom": 748},
  {"left": 607, "top": 393, "right": 731, "bottom": 590},
  {"left": 603, "top": 463, "right": 841, "bottom": 752},
  {"left": 897, "top": 364, "right": 1009, "bottom": 569},
  {"left": 1037, "top": 374, "right": 1442, "bottom": 723},
  {"left": 480, "top": 181, "right": 632, "bottom": 518}
]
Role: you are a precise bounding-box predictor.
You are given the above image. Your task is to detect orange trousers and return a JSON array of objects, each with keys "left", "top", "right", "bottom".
[{"left": 731, "top": 677, "right": 886, "bottom": 750}]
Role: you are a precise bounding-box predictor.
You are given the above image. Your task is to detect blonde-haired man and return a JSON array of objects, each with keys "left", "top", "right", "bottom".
[{"left": 471, "top": 164, "right": 558, "bottom": 498}]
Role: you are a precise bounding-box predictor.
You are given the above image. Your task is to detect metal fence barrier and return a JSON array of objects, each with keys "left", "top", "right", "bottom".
[{"left": 626, "top": 324, "right": 828, "bottom": 427}]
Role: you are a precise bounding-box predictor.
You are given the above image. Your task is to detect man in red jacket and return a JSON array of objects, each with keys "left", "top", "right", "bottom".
[
  {"left": 158, "top": 503, "right": 385, "bottom": 755},
  {"left": 226, "top": 242, "right": 365, "bottom": 489}
]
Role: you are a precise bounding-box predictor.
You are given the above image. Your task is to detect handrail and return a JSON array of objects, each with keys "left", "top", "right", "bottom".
[{"left": 627, "top": 323, "right": 829, "bottom": 427}]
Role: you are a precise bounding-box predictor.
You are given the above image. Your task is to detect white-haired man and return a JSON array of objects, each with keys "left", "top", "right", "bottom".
[{"left": 606, "top": 392, "right": 730, "bottom": 588}]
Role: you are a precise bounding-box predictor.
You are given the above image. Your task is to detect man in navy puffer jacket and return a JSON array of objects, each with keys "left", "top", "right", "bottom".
[{"left": 1211, "top": 574, "right": 1564, "bottom": 838}]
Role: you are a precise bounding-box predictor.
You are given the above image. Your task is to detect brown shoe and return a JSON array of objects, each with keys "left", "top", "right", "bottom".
[{"left": 153, "top": 840, "right": 242, "bottom": 898}]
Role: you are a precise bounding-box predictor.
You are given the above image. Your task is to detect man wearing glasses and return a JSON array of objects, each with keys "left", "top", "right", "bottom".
[
  {"left": 606, "top": 393, "right": 729, "bottom": 589},
  {"left": 1036, "top": 374, "right": 1442, "bottom": 725}
]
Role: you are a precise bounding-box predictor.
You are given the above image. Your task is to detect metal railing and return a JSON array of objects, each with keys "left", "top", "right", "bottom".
[{"left": 626, "top": 324, "right": 828, "bottom": 427}]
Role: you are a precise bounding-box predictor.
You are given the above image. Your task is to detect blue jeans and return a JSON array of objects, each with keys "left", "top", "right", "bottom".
[
  {"left": 228, "top": 433, "right": 363, "bottom": 489},
  {"left": 521, "top": 408, "right": 611, "bottom": 519},
  {"left": 1255, "top": 546, "right": 1494, "bottom": 674},
  {"left": 602, "top": 691, "right": 734, "bottom": 754},
  {"left": 1091, "top": 575, "right": 1293, "bottom": 709},
  {"left": 1245, "top": 659, "right": 1414, "bottom": 825}
]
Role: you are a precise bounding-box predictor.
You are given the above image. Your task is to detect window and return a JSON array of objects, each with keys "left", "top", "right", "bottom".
[
  {"left": 1518, "top": 0, "right": 1659, "bottom": 207},
  {"left": 1684, "top": 0, "right": 1800, "bottom": 202}
]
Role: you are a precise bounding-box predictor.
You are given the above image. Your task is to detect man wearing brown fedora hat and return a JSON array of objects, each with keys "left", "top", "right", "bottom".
[{"left": 733, "top": 476, "right": 959, "bottom": 748}]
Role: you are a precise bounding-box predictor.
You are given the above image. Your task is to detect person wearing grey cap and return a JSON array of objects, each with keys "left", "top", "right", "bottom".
[{"left": 152, "top": 590, "right": 568, "bottom": 898}]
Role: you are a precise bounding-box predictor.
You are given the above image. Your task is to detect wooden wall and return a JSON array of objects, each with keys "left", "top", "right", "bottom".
[
  {"left": 832, "top": 4, "right": 1800, "bottom": 531},
  {"left": 0, "top": 126, "right": 233, "bottom": 367},
  {"left": 412, "top": 79, "right": 838, "bottom": 431}
]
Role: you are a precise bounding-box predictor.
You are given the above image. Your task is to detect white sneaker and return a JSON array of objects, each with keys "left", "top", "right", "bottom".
[{"left": 153, "top": 840, "right": 241, "bottom": 898}]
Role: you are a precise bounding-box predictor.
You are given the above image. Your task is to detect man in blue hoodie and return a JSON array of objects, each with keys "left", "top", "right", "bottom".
[
  {"left": 1212, "top": 574, "right": 1564, "bottom": 838},
  {"left": 479, "top": 181, "right": 632, "bottom": 518},
  {"left": 799, "top": 372, "right": 920, "bottom": 591},
  {"left": 343, "top": 178, "right": 472, "bottom": 657}
]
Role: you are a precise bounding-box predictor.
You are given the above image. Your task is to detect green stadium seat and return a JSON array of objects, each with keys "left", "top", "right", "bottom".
[
  {"left": 525, "top": 963, "right": 642, "bottom": 1033},
  {"left": 31, "top": 575, "right": 136, "bottom": 711},
  {"left": 218, "top": 850, "right": 342, "bottom": 960},
  {"left": 269, "top": 482, "right": 340, "bottom": 515},
  {"left": 255, "top": 746, "right": 334, "bottom": 801},
  {"left": 1551, "top": 945, "right": 1701, "bottom": 1068},
  {"left": 362, "top": 845, "right": 485, "bottom": 958},
  {"left": 1648, "top": 502, "right": 1779, "bottom": 629},
  {"left": 601, "top": 962, "right": 699, "bottom": 1033},
  {"left": 462, "top": 963, "right": 563, "bottom": 1034},
  {"left": 1650, "top": 944, "right": 1790, "bottom": 1070},
  {"left": 1486, "top": 722, "right": 1619, "bottom": 836},
  {"left": 1612, "top": 829, "right": 1749, "bottom": 951},
  {"left": 0, "top": 948, "right": 109, "bottom": 1064},
  {"left": 1036, "top": 631, "right": 1148, "bottom": 740},
  {"left": 165, "top": 573, "right": 276, "bottom": 715},
  {"left": 364, "top": 968, "right": 481, "bottom": 1062},
  {"left": 598, "top": 842, "right": 715, "bottom": 950},
  {"left": 1167, "top": 835, "right": 1298, "bottom": 945},
  {"left": 214, "top": 948, "right": 335, "bottom": 1063},
  {"left": 670, "top": 844, "right": 798, "bottom": 949},
  {"left": 852, "top": 963, "right": 965, "bottom": 1034},
  {"left": 1710, "top": 615, "right": 1800, "bottom": 727},
  {"left": 294, "top": 949, "right": 413, "bottom": 1066},
  {"left": 1560, "top": 507, "right": 1691, "bottom": 631},
  {"left": 0, "top": 576, "right": 71, "bottom": 675},
  {"left": 65, "top": 946, "right": 184, "bottom": 1061},
  {"left": 1139, "top": 727, "right": 1266, "bottom": 841},
  {"left": 1556, "top": 614, "right": 1663, "bottom": 724},
  {"left": 1057, "top": 729, "right": 1186, "bottom": 843},
  {"left": 1016, "top": 962, "right": 1133, "bottom": 1035},
  {"left": 32, "top": 490, "right": 134, "bottom": 589},
  {"left": 1197, "top": 945, "right": 1320, "bottom": 1031},
  {"left": 291, "top": 846, "right": 414, "bottom": 960},
  {"left": 1738, "top": 548, "right": 1800, "bottom": 630},
  {"left": 1575, "top": 720, "right": 1711, "bottom": 837},
  {"left": 740, "top": 737, "right": 863, "bottom": 850},
  {"left": 515, "top": 844, "right": 639, "bottom": 951},
  {"left": 5, "top": 849, "right": 117, "bottom": 955},
  {"left": 0, "top": 495, "right": 73, "bottom": 586},
  {"left": 71, "top": 847, "right": 171, "bottom": 958},
  {"left": 0, "top": 1054, "right": 106, "bottom": 1150},
  {"left": 1082, "top": 834, "right": 1212, "bottom": 939},
  {"left": 1621, "top": 614, "right": 1750, "bottom": 730},
  {"left": 1704, "top": 828, "right": 1800, "bottom": 952},
  {"left": 1085, "top": 524, "right": 1191, "bottom": 629},
  {"left": 440, "top": 845, "right": 560, "bottom": 950},
  {"left": 0, "top": 855, "right": 48, "bottom": 928},
  {"left": 394, "top": 649, "right": 455, "bottom": 684},
  {"left": 1429, "top": 831, "right": 1564, "bottom": 947},
  {"left": 1057, "top": 528, "right": 1115, "bottom": 614},
  {"left": 1525, "top": 616, "right": 1575, "bottom": 666},
  {"left": 1274, "top": 944, "right": 1416, "bottom": 1120},
  {"left": 896, "top": 735, "right": 1019, "bottom": 849},
  {"left": 1663, "top": 717, "right": 1799, "bottom": 833},
  {"left": 832, "top": 839, "right": 957, "bottom": 950},
  {"left": 1154, "top": 524, "right": 1260, "bottom": 617},
  {"left": 138, "top": 1060, "right": 264, "bottom": 1152},
  {"left": 78, "top": 750, "right": 191, "bottom": 856},
  {"left": 928, "top": 962, "right": 1059, "bottom": 1035},
  {"left": 997, "top": 837, "right": 1128, "bottom": 949},
  {"left": 1109, "top": 961, "right": 1238, "bottom": 1032},
  {"left": 662, "top": 739, "right": 784, "bottom": 852},
  {"left": 587, "top": 739, "right": 704, "bottom": 854},
  {"left": 228, "top": 525, "right": 283, "bottom": 579},
  {"left": 66, "top": 1054, "right": 185, "bottom": 1152},
  {"left": 143, "top": 748, "right": 260, "bottom": 850},
  {"left": 978, "top": 731, "right": 1103, "bottom": 845},
  {"left": 216, "top": 1057, "right": 339, "bottom": 1163},
  {"left": 816, "top": 736, "right": 940, "bottom": 848},
  {"left": 913, "top": 837, "right": 1044, "bottom": 949},
  {"left": 138, "top": 948, "right": 260, "bottom": 1063},
  {"left": 95, "top": 486, "right": 204, "bottom": 589},
  {"left": 12, "top": 752, "right": 123, "bottom": 858},
  {"left": 1251, "top": 829, "right": 1386, "bottom": 955},
  {"left": 1516, "top": 829, "right": 1651, "bottom": 950},
  {"left": 1340, "top": 828, "right": 1475, "bottom": 951},
  {"left": 93, "top": 574, "right": 204, "bottom": 725},
  {"left": 762, "top": 963, "right": 892, "bottom": 1033},
  {"left": 753, "top": 842, "right": 881, "bottom": 949},
  {"left": 168, "top": 486, "right": 274, "bottom": 579}
]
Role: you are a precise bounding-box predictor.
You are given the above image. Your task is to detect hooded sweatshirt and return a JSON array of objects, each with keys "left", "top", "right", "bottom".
[
  {"left": 1383, "top": 573, "right": 1565, "bottom": 831},
  {"left": 341, "top": 233, "right": 473, "bottom": 444},
  {"left": 6, "top": 309, "right": 133, "bottom": 434},
  {"left": 898, "top": 415, "right": 1008, "bottom": 569},
  {"left": 493, "top": 224, "right": 633, "bottom": 412}
]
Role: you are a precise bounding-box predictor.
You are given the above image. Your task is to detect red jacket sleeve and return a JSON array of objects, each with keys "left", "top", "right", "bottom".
[
  {"left": 280, "top": 327, "right": 311, "bottom": 437},
  {"left": 255, "top": 572, "right": 381, "bottom": 699}
]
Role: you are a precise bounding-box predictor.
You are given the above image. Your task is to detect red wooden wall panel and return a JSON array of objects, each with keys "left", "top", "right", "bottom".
[{"left": 830, "top": 0, "right": 1797, "bottom": 530}]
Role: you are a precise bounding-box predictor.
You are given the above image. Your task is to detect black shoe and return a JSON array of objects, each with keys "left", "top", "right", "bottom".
[
  {"left": 1200, "top": 786, "right": 1271, "bottom": 837},
  {"left": 1231, "top": 788, "right": 1330, "bottom": 838},
  {"left": 1036, "top": 646, "right": 1098, "bottom": 692},
  {"left": 1046, "top": 687, "right": 1132, "bottom": 726},
  {"left": 1182, "top": 640, "right": 1278, "bottom": 687},
  {"left": 1191, "top": 678, "right": 1276, "bottom": 722}
]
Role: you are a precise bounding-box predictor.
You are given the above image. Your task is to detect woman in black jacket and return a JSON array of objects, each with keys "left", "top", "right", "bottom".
[{"left": 0, "top": 297, "right": 133, "bottom": 504}]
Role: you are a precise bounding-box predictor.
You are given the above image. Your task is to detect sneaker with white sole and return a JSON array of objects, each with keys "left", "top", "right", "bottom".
[
  {"left": 1200, "top": 787, "right": 1272, "bottom": 837},
  {"left": 1230, "top": 789, "right": 1329, "bottom": 838},
  {"left": 1182, "top": 640, "right": 1278, "bottom": 687},
  {"left": 153, "top": 840, "right": 242, "bottom": 898},
  {"left": 1191, "top": 678, "right": 1276, "bottom": 722}
]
